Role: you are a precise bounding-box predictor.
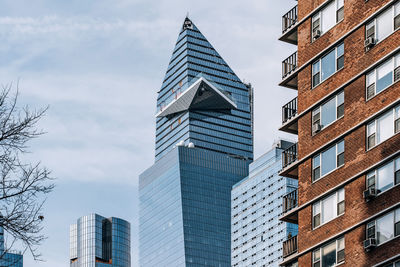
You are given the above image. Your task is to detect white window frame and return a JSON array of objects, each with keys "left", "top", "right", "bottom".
[
  {"left": 312, "top": 43, "right": 345, "bottom": 88},
  {"left": 366, "top": 1, "right": 400, "bottom": 44},
  {"left": 312, "top": 91, "right": 344, "bottom": 131},
  {"left": 366, "top": 53, "right": 400, "bottom": 100},
  {"left": 366, "top": 208, "right": 400, "bottom": 246},
  {"left": 366, "top": 156, "right": 400, "bottom": 195},
  {"left": 312, "top": 237, "right": 345, "bottom": 267},
  {"left": 367, "top": 105, "right": 400, "bottom": 150},
  {"left": 313, "top": 188, "right": 345, "bottom": 229},
  {"left": 312, "top": 0, "right": 345, "bottom": 40},
  {"left": 313, "top": 140, "right": 345, "bottom": 182}
]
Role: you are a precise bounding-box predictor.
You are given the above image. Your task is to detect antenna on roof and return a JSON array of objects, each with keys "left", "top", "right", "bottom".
[{"left": 186, "top": 12, "right": 189, "bottom": 18}]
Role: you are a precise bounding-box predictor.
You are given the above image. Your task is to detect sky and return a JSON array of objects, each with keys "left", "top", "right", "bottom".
[{"left": 0, "top": 0, "right": 297, "bottom": 266}]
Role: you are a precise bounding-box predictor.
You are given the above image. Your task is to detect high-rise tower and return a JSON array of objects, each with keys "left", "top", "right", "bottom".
[
  {"left": 69, "top": 214, "right": 130, "bottom": 267},
  {"left": 231, "top": 140, "right": 298, "bottom": 267},
  {"left": 139, "top": 17, "right": 253, "bottom": 266},
  {"left": 154, "top": 17, "right": 253, "bottom": 162}
]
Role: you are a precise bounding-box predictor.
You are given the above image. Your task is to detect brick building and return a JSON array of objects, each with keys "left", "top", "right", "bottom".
[{"left": 278, "top": 0, "right": 400, "bottom": 266}]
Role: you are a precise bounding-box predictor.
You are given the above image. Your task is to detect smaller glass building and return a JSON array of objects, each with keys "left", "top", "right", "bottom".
[
  {"left": 70, "top": 214, "right": 130, "bottom": 267},
  {"left": 231, "top": 140, "right": 298, "bottom": 267},
  {"left": 0, "top": 227, "right": 23, "bottom": 267}
]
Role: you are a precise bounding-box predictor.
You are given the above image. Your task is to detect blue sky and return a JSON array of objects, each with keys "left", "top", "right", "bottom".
[{"left": 0, "top": 0, "right": 297, "bottom": 266}]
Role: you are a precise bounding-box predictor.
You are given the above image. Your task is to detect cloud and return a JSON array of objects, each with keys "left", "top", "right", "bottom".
[{"left": 0, "top": 0, "right": 299, "bottom": 266}]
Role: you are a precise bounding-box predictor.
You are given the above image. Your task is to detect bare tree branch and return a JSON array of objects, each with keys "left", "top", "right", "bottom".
[{"left": 0, "top": 84, "right": 54, "bottom": 262}]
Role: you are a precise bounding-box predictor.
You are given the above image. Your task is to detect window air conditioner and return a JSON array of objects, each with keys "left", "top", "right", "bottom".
[
  {"left": 363, "top": 187, "right": 377, "bottom": 201},
  {"left": 312, "top": 123, "right": 322, "bottom": 134},
  {"left": 364, "top": 37, "right": 376, "bottom": 48},
  {"left": 363, "top": 238, "right": 377, "bottom": 251},
  {"left": 313, "top": 29, "right": 321, "bottom": 39}
]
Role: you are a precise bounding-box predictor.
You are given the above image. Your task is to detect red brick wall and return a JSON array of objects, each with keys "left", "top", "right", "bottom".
[
  {"left": 292, "top": 0, "right": 400, "bottom": 265},
  {"left": 297, "top": 26, "right": 400, "bottom": 114},
  {"left": 297, "top": 0, "right": 391, "bottom": 60},
  {"left": 298, "top": 227, "right": 400, "bottom": 266}
]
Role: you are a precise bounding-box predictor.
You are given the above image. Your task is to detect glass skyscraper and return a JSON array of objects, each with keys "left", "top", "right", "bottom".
[
  {"left": 69, "top": 214, "right": 130, "bottom": 267},
  {"left": 0, "top": 227, "right": 23, "bottom": 267},
  {"left": 231, "top": 140, "right": 298, "bottom": 267},
  {"left": 140, "top": 17, "right": 253, "bottom": 266},
  {"left": 154, "top": 17, "right": 253, "bottom": 161}
]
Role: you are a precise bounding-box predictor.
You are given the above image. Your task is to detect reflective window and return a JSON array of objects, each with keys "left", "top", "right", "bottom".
[
  {"left": 366, "top": 2, "right": 400, "bottom": 43},
  {"left": 313, "top": 237, "right": 345, "bottom": 267},
  {"left": 366, "top": 53, "right": 400, "bottom": 100},
  {"left": 366, "top": 208, "right": 400, "bottom": 245},
  {"left": 366, "top": 156, "right": 400, "bottom": 194},
  {"left": 377, "top": 212, "right": 394, "bottom": 244},
  {"left": 367, "top": 105, "right": 400, "bottom": 149},
  {"left": 313, "top": 140, "right": 345, "bottom": 181},
  {"left": 312, "top": 0, "right": 344, "bottom": 40},
  {"left": 377, "top": 8, "right": 393, "bottom": 41},
  {"left": 313, "top": 43, "right": 344, "bottom": 87},
  {"left": 313, "top": 188, "right": 345, "bottom": 228},
  {"left": 312, "top": 91, "right": 344, "bottom": 132}
]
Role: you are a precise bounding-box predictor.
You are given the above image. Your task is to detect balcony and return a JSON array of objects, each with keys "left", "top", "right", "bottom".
[
  {"left": 280, "top": 51, "right": 298, "bottom": 90},
  {"left": 280, "top": 142, "right": 298, "bottom": 179},
  {"left": 280, "top": 5, "right": 298, "bottom": 45},
  {"left": 281, "top": 189, "right": 298, "bottom": 224},
  {"left": 283, "top": 235, "right": 298, "bottom": 258},
  {"left": 281, "top": 97, "right": 298, "bottom": 134}
]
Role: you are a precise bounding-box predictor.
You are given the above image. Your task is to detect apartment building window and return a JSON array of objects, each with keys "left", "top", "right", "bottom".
[
  {"left": 367, "top": 105, "right": 400, "bottom": 149},
  {"left": 366, "top": 2, "right": 400, "bottom": 44},
  {"left": 312, "top": 0, "right": 344, "bottom": 40},
  {"left": 312, "top": 43, "right": 344, "bottom": 87},
  {"left": 366, "top": 54, "right": 400, "bottom": 100},
  {"left": 313, "top": 188, "right": 345, "bottom": 228},
  {"left": 382, "top": 260, "right": 400, "bottom": 267},
  {"left": 313, "top": 140, "right": 345, "bottom": 181},
  {"left": 312, "top": 237, "right": 345, "bottom": 267},
  {"left": 366, "top": 156, "right": 400, "bottom": 194},
  {"left": 366, "top": 208, "right": 400, "bottom": 245},
  {"left": 312, "top": 91, "right": 344, "bottom": 132}
]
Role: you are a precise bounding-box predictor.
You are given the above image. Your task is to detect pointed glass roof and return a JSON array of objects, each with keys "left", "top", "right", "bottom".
[
  {"left": 156, "top": 17, "right": 245, "bottom": 114},
  {"left": 154, "top": 17, "right": 253, "bottom": 161}
]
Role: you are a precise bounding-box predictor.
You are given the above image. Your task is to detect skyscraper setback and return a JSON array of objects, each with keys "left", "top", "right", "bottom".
[{"left": 139, "top": 17, "right": 253, "bottom": 266}]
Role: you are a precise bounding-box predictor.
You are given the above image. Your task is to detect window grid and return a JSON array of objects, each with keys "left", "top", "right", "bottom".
[
  {"left": 367, "top": 105, "right": 400, "bottom": 149},
  {"left": 313, "top": 140, "right": 345, "bottom": 182},
  {"left": 312, "top": 43, "right": 345, "bottom": 88},
  {"left": 312, "top": 188, "right": 345, "bottom": 229},
  {"left": 366, "top": 53, "right": 400, "bottom": 100}
]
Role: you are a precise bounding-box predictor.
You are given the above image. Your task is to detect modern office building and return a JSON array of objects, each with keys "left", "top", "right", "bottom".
[
  {"left": 69, "top": 214, "right": 130, "bottom": 267},
  {"left": 231, "top": 140, "right": 298, "bottom": 267},
  {"left": 278, "top": 0, "right": 400, "bottom": 266},
  {"left": 139, "top": 17, "right": 253, "bottom": 266},
  {"left": 0, "top": 227, "right": 23, "bottom": 267}
]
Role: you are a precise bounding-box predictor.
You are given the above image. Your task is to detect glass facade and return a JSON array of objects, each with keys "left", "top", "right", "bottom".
[
  {"left": 69, "top": 214, "right": 130, "bottom": 267},
  {"left": 140, "top": 17, "right": 253, "bottom": 267},
  {"left": 155, "top": 17, "right": 253, "bottom": 161},
  {"left": 140, "top": 146, "right": 250, "bottom": 266},
  {"left": 231, "top": 140, "right": 298, "bottom": 267},
  {"left": 0, "top": 227, "right": 23, "bottom": 267}
]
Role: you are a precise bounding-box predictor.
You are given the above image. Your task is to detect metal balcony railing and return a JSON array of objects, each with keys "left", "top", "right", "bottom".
[
  {"left": 282, "top": 97, "right": 297, "bottom": 124},
  {"left": 282, "top": 143, "right": 298, "bottom": 169},
  {"left": 283, "top": 235, "right": 298, "bottom": 258},
  {"left": 283, "top": 189, "right": 298, "bottom": 214},
  {"left": 282, "top": 5, "right": 298, "bottom": 34},
  {"left": 282, "top": 51, "right": 297, "bottom": 79}
]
